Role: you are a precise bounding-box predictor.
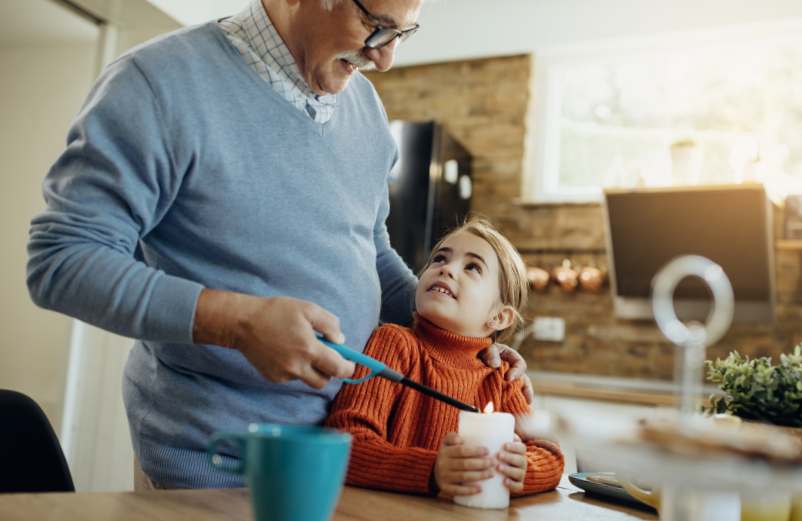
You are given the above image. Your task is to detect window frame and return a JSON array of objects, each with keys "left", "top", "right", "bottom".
[{"left": 523, "top": 19, "right": 802, "bottom": 204}]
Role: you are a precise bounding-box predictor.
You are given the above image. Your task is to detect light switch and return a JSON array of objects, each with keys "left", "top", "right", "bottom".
[{"left": 532, "top": 317, "right": 565, "bottom": 342}]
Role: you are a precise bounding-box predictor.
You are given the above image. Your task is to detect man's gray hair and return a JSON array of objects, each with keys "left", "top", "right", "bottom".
[{"left": 320, "top": 0, "right": 343, "bottom": 10}]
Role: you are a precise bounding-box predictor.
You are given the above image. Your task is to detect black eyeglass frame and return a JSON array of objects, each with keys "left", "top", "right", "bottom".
[{"left": 350, "top": 0, "right": 420, "bottom": 49}]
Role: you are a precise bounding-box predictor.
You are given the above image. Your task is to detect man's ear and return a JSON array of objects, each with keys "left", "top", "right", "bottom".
[{"left": 487, "top": 305, "right": 515, "bottom": 333}]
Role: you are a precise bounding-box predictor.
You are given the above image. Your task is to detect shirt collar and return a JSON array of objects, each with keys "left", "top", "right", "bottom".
[{"left": 232, "top": 0, "right": 336, "bottom": 105}]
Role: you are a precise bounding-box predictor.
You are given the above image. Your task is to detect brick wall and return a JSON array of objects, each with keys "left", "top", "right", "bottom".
[{"left": 366, "top": 55, "right": 802, "bottom": 380}]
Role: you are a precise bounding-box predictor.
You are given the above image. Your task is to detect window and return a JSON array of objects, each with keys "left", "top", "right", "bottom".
[{"left": 525, "top": 21, "right": 802, "bottom": 203}]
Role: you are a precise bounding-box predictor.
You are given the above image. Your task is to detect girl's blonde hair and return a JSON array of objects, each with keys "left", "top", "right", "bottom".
[{"left": 424, "top": 217, "right": 528, "bottom": 343}]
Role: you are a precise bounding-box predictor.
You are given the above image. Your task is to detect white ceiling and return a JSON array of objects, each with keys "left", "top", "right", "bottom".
[
  {"left": 0, "top": 0, "right": 99, "bottom": 47},
  {"left": 144, "top": 0, "right": 802, "bottom": 68},
  {"left": 5, "top": 0, "right": 802, "bottom": 61}
]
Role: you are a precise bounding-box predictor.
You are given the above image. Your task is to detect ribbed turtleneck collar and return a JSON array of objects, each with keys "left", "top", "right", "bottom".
[{"left": 413, "top": 314, "right": 492, "bottom": 369}]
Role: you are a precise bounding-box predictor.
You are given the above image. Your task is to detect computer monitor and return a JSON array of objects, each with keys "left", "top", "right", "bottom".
[{"left": 603, "top": 184, "right": 775, "bottom": 323}]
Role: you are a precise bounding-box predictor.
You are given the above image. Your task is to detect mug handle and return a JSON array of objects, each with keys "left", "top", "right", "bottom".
[{"left": 207, "top": 432, "right": 247, "bottom": 474}]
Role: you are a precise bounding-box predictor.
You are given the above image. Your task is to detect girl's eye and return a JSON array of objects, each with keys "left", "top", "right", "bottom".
[
  {"left": 432, "top": 254, "right": 446, "bottom": 263},
  {"left": 466, "top": 262, "right": 482, "bottom": 274}
]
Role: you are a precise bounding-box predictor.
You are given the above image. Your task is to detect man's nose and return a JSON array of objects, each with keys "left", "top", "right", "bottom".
[{"left": 364, "top": 39, "right": 399, "bottom": 72}]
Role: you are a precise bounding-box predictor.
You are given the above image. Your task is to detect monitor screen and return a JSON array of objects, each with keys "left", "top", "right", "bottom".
[{"left": 604, "top": 184, "right": 775, "bottom": 322}]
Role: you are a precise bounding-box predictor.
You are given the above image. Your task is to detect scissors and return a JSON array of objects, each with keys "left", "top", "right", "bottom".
[{"left": 318, "top": 336, "right": 479, "bottom": 413}]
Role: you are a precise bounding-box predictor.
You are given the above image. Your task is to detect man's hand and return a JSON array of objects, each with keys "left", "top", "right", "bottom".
[
  {"left": 478, "top": 343, "right": 534, "bottom": 404},
  {"left": 193, "top": 289, "right": 355, "bottom": 389},
  {"left": 433, "top": 433, "right": 493, "bottom": 497}
]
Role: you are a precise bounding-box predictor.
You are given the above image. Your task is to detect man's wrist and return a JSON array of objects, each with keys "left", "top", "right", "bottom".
[{"left": 193, "top": 288, "right": 246, "bottom": 348}]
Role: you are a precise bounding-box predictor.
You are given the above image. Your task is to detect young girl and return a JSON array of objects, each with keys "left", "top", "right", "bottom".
[{"left": 325, "top": 218, "right": 563, "bottom": 498}]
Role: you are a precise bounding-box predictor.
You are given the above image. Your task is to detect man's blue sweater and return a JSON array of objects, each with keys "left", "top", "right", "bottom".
[{"left": 27, "top": 22, "right": 416, "bottom": 487}]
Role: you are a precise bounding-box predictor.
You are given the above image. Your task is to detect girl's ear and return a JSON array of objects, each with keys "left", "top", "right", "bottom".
[{"left": 487, "top": 305, "right": 515, "bottom": 333}]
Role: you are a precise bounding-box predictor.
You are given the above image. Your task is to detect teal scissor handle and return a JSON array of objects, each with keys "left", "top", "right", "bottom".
[{"left": 317, "top": 336, "right": 387, "bottom": 384}]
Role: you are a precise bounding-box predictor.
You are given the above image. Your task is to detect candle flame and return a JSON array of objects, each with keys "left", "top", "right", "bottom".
[{"left": 483, "top": 402, "right": 494, "bottom": 414}]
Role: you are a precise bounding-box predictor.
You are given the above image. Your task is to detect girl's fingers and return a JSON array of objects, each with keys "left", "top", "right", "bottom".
[
  {"left": 497, "top": 463, "right": 526, "bottom": 482},
  {"left": 498, "top": 452, "right": 526, "bottom": 469},
  {"left": 503, "top": 441, "right": 526, "bottom": 454},
  {"left": 442, "top": 432, "right": 462, "bottom": 446},
  {"left": 498, "top": 454, "right": 526, "bottom": 470},
  {"left": 505, "top": 477, "right": 524, "bottom": 493},
  {"left": 447, "top": 469, "right": 494, "bottom": 483},
  {"left": 444, "top": 445, "right": 488, "bottom": 462},
  {"left": 440, "top": 482, "right": 482, "bottom": 497},
  {"left": 447, "top": 456, "right": 493, "bottom": 471}
]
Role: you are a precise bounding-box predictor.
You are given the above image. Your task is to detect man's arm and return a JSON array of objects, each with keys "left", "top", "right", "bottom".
[
  {"left": 26, "top": 57, "right": 353, "bottom": 387},
  {"left": 27, "top": 57, "right": 201, "bottom": 343},
  {"left": 373, "top": 184, "right": 417, "bottom": 326},
  {"left": 193, "top": 289, "right": 354, "bottom": 388}
]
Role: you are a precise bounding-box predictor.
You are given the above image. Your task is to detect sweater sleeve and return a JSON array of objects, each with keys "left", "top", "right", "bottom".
[
  {"left": 516, "top": 438, "right": 564, "bottom": 496},
  {"left": 26, "top": 56, "right": 202, "bottom": 343},
  {"left": 325, "top": 326, "right": 438, "bottom": 495},
  {"left": 373, "top": 147, "right": 417, "bottom": 327},
  {"left": 501, "top": 370, "right": 565, "bottom": 496}
]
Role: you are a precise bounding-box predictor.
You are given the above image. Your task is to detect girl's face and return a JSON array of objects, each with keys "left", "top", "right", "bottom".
[{"left": 415, "top": 231, "right": 513, "bottom": 338}]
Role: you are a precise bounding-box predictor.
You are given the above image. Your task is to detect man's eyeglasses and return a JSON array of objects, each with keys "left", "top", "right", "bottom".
[{"left": 351, "top": 0, "right": 420, "bottom": 50}]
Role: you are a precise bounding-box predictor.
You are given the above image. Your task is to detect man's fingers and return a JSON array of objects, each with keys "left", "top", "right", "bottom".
[
  {"left": 297, "top": 363, "right": 331, "bottom": 390},
  {"left": 496, "top": 344, "right": 535, "bottom": 404},
  {"left": 497, "top": 344, "right": 527, "bottom": 380},
  {"left": 312, "top": 339, "right": 356, "bottom": 379},
  {"left": 521, "top": 376, "right": 535, "bottom": 404},
  {"left": 479, "top": 344, "right": 501, "bottom": 368},
  {"left": 305, "top": 303, "right": 345, "bottom": 345}
]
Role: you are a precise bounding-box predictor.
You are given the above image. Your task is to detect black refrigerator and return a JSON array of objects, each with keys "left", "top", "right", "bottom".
[{"left": 386, "top": 121, "right": 473, "bottom": 272}]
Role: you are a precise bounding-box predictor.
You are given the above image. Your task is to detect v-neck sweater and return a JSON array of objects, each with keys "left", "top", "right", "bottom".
[
  {"left": 325, "top": 318, "right": 564, "bottom": 496},
  {"left": 27, "top": 22, "right": 416, "bottom": 487}
]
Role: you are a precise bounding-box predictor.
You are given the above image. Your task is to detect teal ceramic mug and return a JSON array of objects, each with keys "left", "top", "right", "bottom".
[{"left": 208, "top": 423, "right": 351, "bottom": 521}]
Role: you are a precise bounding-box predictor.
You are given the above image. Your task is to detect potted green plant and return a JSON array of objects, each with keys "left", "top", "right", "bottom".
[
  {"left": 705, "top": 344, "right": 802, "bottom": 432},
  {"left": 706, "top": 346, "right": 802, "bottom": 520}
]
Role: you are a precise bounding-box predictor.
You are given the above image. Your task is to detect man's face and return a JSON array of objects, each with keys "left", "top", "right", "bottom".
[{"left": 290, "top": 0, "right": 422, "bottom": 95}]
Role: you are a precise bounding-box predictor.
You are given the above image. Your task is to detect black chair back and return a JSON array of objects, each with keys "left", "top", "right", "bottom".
[{"left": 0, "top": 389, "right": 75, "bottom": 493}]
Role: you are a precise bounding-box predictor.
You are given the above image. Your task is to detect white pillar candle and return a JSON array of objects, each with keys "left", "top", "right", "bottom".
[{"left": 453, "top": 403, "right": 515, "bottom": 509}]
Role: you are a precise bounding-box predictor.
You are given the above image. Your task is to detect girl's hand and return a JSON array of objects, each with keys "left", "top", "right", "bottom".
[
  {"left": 497, "top": 440, "right": 527, "bottom": 493},
  {"left": 433, "top": 433, "right": 493, "bottom": 497}
]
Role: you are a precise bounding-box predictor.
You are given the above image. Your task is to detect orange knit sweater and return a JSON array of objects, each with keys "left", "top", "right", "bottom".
[{"left": 325, "top": 317, "right": 564, "bottom": 496}]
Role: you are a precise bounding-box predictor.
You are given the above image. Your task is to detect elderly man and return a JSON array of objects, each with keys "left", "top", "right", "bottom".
[{"left": 27, "top": 0, "right": 532, "bottom": 489}]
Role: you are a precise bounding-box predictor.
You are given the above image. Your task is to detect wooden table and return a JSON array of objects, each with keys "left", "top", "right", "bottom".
[{"left": 0, "top": 477, "right": 656, "bottom": 521}]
